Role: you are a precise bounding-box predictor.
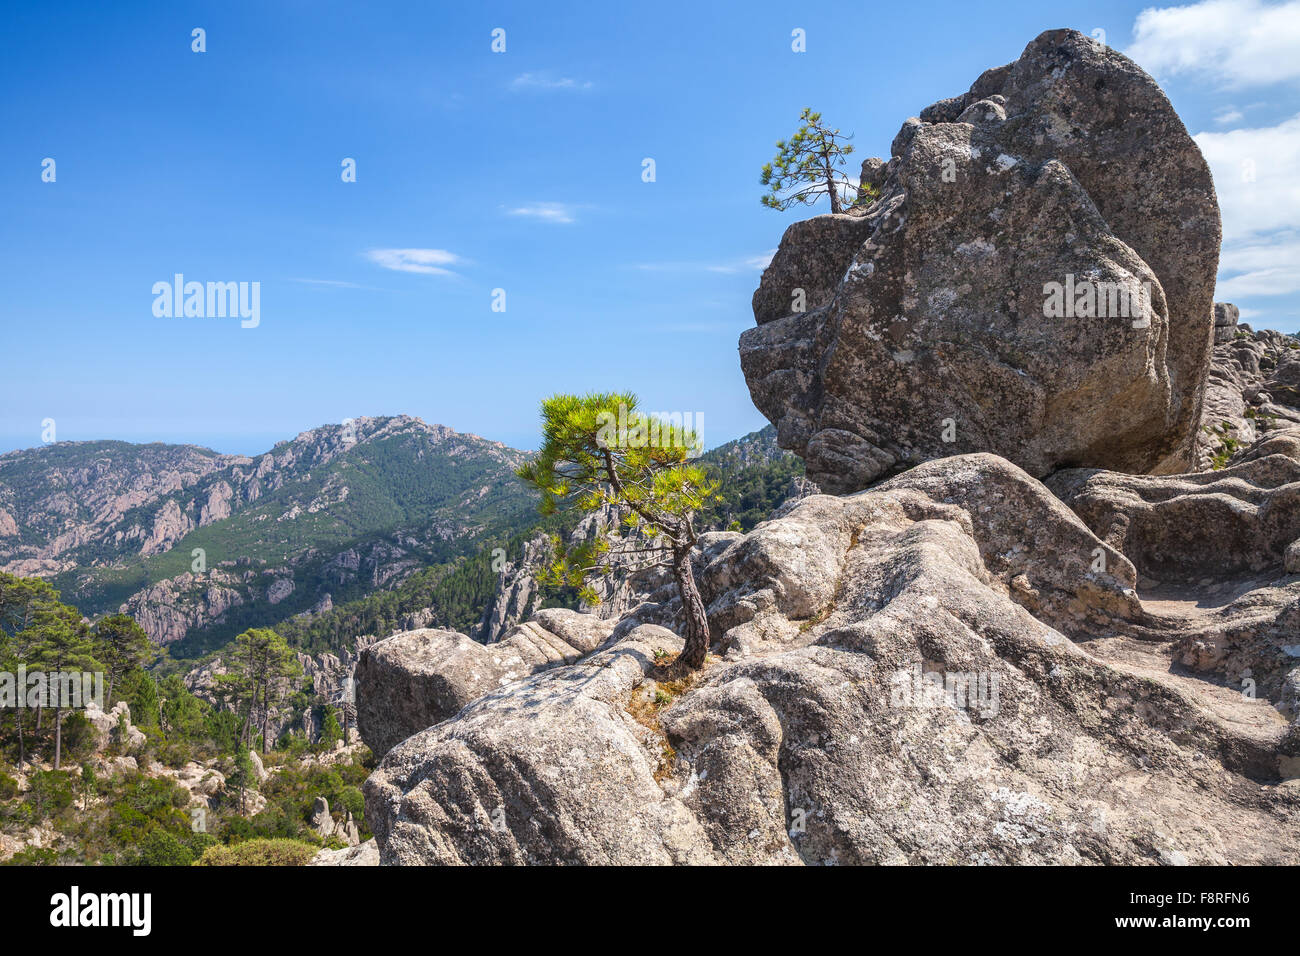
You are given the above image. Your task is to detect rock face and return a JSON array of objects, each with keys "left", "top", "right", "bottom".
[
  {"left": 1195, "top": 327, "right": 1300, "bottom": 469},
  {"left": 741, "top": 28, "right": 1220, "bottom": 494},
  {"left": 84, "top": 700, "right": 146, "bottom": 751},
  {"left": 363, "top": 440, "right": 1300, "bottom": 863},
  {"left": 310, "top": 838, "right": 379, "bottom": 866},
  {"left": 359, "top": 314, "right": 1300, "bottom": 865},
  {"left": 355, "top": 609, "right": 618, "bottom": 758},
  {"left": 1214, "top": 302, "right": 1241, "bottom": 344},
  {"left": 473, "top": 534, "right": 550, "bottom": 643}
]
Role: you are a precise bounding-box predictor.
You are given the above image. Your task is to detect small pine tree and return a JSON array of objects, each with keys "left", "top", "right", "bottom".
[
  {"left": 319, "top": 707, "right": 343, "bottom": 750},
  {"left": 761, "top": 108, "right": 875, "bottom": 214},
  {"left": 92, "top": 614, "right": 154, "bottom": 706},
  {"left": 516, "top": 393, "right": 719, "bottom": 669},
  {"left": 227, "top": 748, "right": 255, "bottom": 813}
]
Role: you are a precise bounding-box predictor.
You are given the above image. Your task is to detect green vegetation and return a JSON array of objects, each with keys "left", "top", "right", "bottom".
[
  {"left": 1205, "top": 420, "right": 1243, "bottom": 470},
  {"left": 761, "top": 108, "right": 875, "bottom": 214},
  {"left": 517, "top": 393, "right": 719, "bottom": 668},
  {"left": 195, "top": 837, "right": 318, "bottom": 866},
  {"left": 0, "top": 573, "right": 371, "bottom": 865}
]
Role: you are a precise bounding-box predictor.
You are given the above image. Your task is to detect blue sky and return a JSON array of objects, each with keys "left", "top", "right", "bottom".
[{"left": 2, "top": 0, "right": 1297, "bottom": 455}]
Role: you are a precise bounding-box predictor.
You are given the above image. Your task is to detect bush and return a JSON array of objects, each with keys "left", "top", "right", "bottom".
[
  {"left": 194, "top": 838, "right": 317, "bottom": 867},
  {"left": 0, "top": 771, "right": 18, "bottom": 801},
  {"left": 26, "top": 769, "right": 76, "bottom": 820},
  {"left": 336, "top": 785, "right": 364, "bottom": 819},
  {"left": 136, "top": 830, "right": 195, "bottom": 866},
  {"left": 4, "top": 846, "right": 61, "bottom": 866},
  {"left": 59, "top": 712, "right": 99, "bottom": 762}
]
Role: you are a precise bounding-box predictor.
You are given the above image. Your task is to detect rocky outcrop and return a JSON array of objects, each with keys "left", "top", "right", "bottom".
[
  {"left": 184, "top": 636, "right": 377, "bottom": 747},
  {"left": 355, "top": 608, "right": 619, "bottom": 759},
  {"left": 122, "top": 571, "right": 246, "bottom": 646},
  {"left": 741, "top": 29, "right": 1220, "bottom": 493},
  {"left": 1214, "top": 302, "right": 1241, "bottom": 345},
  {"left": 363, "top": 442, "right": 1299, "bottom": 864},
  {"left": 310, "top": 838, "right": 379, "bottom": 866},
  {"left": 474, "top": 534, "right": 551, "bottom": 642},
  {"left": 84, "top": 699, "right": 146, "bottom": 751},
  {"left": 311, "top": 796, "right": 338, "bottom": 839},
  {"left": 1194, "top": 327, "right": 1300, "bottom": 469}
]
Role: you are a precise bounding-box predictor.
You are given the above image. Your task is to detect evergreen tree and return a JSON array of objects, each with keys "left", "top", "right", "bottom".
[
  {"left": 28, "top": 600, "right": 99, "bottom": 770},
  {"left": 92, "top": 614, "right": 154, "bottom": 706},
  {"left": 220, "top": 628, "right": 301, "bottom": 754},
  {"left": 227, "top": 747, "right": 255, "bottom": 813},
  {"left": 320, "top": 707, "right": 343, "bottom": 750},
  {"left": 517, "top": 393, "right": 719, "bottom": 669},
  {"left": 760, "top": 108, "right": 873, "bottom": 214},
  {"left": 0, "top": 573, "right": 65, "bottom": 766}
]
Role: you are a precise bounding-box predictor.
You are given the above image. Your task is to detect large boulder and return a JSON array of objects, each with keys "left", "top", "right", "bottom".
[
  {"left": 355, "top": 612, "right": 618, "bottom": 758},
  {"left": 1214, "top": 302, "right": 1241, "bottom": 344},
  {"left": 742, "top": 28, "right": 1220, "bottom": 494}
]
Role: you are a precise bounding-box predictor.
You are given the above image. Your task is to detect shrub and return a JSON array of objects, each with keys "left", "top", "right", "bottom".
[
  {"left": 194, "top": 838, "right": 317, "bottom": 866},
  {"left": 59, "top": 712, "right": 99, "bottom": 762},
  {"left": 136, "top": 830, "right": 195, "bottom": 866}
]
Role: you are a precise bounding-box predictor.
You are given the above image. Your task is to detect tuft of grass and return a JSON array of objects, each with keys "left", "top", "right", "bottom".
[{"left": 625, "top": 654, "right": 708, "bottom": 781}]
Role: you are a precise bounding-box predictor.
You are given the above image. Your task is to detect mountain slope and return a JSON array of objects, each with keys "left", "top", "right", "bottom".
[{"left": 0, "top": 416, "right": 537, "bottom": 656}]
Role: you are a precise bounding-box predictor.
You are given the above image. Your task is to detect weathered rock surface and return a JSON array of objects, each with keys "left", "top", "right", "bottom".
[
  {"left": 363, "top": 448, "right": 1299, "bottom": 864},
  {"left": 1194, "top": 327, "right": 1300, "bottom": 470},
  {"left": 355, "top": 609, "right": 618, "bottom": 758},
  {"left": 1214, "top": 302, "right": 1241, "bottom": 344},
  {"left": 474, "top": 534, "right": 551, "bottom": 642},
  {"left": 310, "top": 838, "right": 379, "bottom": 866},
  {"left": 84, "top": 699, "right": 146, "bottom": 751},
  {"left": 741, "top": 28, "right": 1220, "bottom": 493}
]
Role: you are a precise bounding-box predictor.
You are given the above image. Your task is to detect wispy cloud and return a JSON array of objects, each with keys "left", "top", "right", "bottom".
[
  {"left": 505, "top": 202, "right": 577, "bottom": 224},
  {"left": 1217, "top": 234, "right": 1300, "bottom": 297},
  {"left": 633, "top": 251, "right": 776, "bottom": 275},
  {"left": 508, "top": 72, "right": 593, "bottom": 93},
  {"left": 1126, "top": 0, "right": 1300, "bottom": 87},
  {"left": 1214, "top": 108, "right": 1244, "bottom": 125},
  {"left": 364, "top": 248, "right": 462, "bottom": 276}
]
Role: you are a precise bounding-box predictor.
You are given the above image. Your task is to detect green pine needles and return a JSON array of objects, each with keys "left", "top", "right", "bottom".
[{"left": 516, "top": 393, "right": 719, "bottom": 668}]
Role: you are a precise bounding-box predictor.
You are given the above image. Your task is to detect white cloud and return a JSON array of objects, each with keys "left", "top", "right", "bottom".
[
  {"left": 364, "top": 248, "right": 461, "bottom": 276},
  {"left": 1126, "top": 0, "right": 1300, "bottom": 87},
  {"left": 1195, "top": 114, "right": 1300, "bottom": 241},
  {"left": 509, "top": 72, "right": 593, "bottom": 92},
  {"left": 1217, "top": 234, "right": 1300, "bottom": 296},
  {"left": 1214, "top": 108, "right": 1244, "bottom": 124},
  {"left": 1196, "top": 115, "right": 1300, "bottom": 300},
  {"left": 506, "top": 202, "right": 577, "bottom": 224}
]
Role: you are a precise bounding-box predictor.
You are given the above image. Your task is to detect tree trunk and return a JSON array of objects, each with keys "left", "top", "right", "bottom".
[
  {"left": 673, "top": 546, "right": 711, "bottom": 669},
  {"left": 53, "top": 702, "right": 62, "bottom": 770},
  {"left": 261, "top": 686, "right": 270, "bottom": 755},
  {"left": 15, "top": 711, "right": 24, "bottom": 768},
  {"left": 823, "top": 151, "right": 842, "bottom": 214}
]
